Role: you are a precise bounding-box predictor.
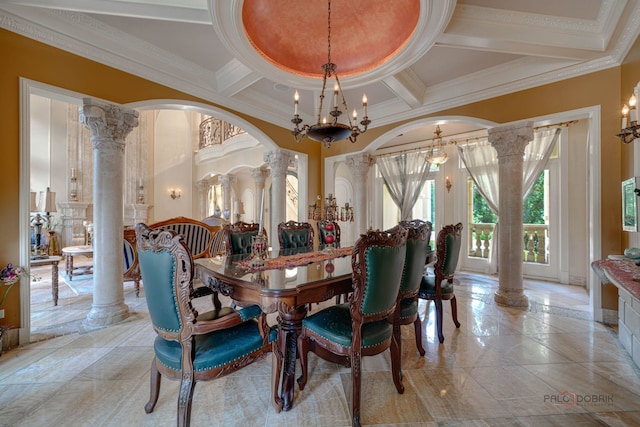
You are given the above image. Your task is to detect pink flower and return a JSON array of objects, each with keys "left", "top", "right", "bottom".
[{"left": 0, "top": 263, "right": 28, "bottom": 307}]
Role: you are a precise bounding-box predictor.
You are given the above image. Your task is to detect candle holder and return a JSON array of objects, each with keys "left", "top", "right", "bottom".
[{"left": 251, "top": 232, "right": 268, "bottom": 267}]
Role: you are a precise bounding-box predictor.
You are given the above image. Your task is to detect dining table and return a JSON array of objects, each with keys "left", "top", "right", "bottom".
[{"left": 194, "top": 245, "right": 354, "bottom": 412}]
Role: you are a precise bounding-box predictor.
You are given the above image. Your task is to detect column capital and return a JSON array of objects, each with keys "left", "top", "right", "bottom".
[
  {"left": 251, "top": 166, "right": 269, "bottom": 184},
  {"left": 264, "top": 150, "right": 294, "bottom": 178},
  {"left": 488, "top": 121, "right": 533, "bottom": 158},
  {"left": 80, "top": 98, "right": 139, "bottom": 148},
  {"left": 346, "top": 153, "right": 374, "bottom": 177},
  {"left": 218, "top": 174, "right": 237, "bottom": 187},
  {"left": 196, "top": 179, "right": 211, "bottom": 191}
]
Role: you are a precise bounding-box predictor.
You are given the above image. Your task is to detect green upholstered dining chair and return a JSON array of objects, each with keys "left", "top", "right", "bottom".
[
  {"left": 297, "top": 226, "right": 408, "bottom": 427},
  {"left": 396, "top": 219, "right": 432, "bottom": 356},
  {"left": 135, "top": 223, "right": 276, "bottom": 427},
  {"left": 221, "top": 221, "right": 262, "bottom": 255},
  {"left": 418, "top": 222, "right": 463, "bottom": 344},
  {"left": 277, "top": 220, "right": 314, "bottom": 252}
]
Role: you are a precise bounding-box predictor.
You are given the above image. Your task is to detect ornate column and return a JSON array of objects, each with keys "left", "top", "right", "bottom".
[
  {"left": 264, "top": 150, "right": 293, "bottom": 252},
  {"left": 251, "top": 166, "right": 269, "bottom": 224},
  {"left": 196, "top": 178, "right": 212, "bottom": 219},
  {"left": 346, "top": 153, "right": 374, "bottom": 235},
  {"left": 80, "top": 98, "right": 139, "bottom": 327},
  {"left": 219, "top": 175, "right": 237, "bottom": 221},
  {"left": 488, "top": 121, "right": 533, "bottom": 307}
]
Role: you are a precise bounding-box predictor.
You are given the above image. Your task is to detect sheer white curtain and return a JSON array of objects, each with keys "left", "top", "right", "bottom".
[
  {"left": 376, "top": 151, "right": 432, "bottom": 222},
  {"left": 459, "top": 127, "right": 560, "bottom": 273}
]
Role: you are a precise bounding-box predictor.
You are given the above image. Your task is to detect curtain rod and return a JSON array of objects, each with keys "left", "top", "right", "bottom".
[{"left": 375, "top": 120, "right": 577, "bottom": 158}]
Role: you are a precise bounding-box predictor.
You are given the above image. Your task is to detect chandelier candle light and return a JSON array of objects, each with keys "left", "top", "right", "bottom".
[{"left": 291, "top": 0, "right": 370, "bottom": 148}]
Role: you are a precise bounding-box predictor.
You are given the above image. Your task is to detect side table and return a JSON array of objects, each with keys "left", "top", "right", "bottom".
[
  {"left": 31, "top": 256, "right": 63, "bottom": 306},
  {"left": 61, "top": 245, "right": 94, "bottom": 281}
]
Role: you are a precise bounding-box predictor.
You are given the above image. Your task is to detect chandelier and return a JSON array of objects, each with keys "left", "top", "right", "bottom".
[
  {"left": 308, "top": 194, "right": 354, "bottom": 222},
  {"left": 425, "top": 125, "right": 449, "bottom": 165},
  {"left": 291, "top": 0, "right": 370, "bottom": 148}
]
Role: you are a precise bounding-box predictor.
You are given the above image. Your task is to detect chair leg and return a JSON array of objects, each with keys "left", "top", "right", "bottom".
[
  {"left": 296, "top": 334, "right": 309, "bottom": 391},
  {"left": 144, "top": 357, "right": 161, "bottom": 414},
  {"left": 435, "top": 299, "right": 445, "bottom": 344},
  {"left": 351, "top": 351, "right": 362, "bottom": 427},
  {"left": 451, "top": 295, "right": 461, "bottom": 328},
  {"left": 390, "top": 324, "right": 405, "bottom": 393},
  {"left": 413, "top": 316, "right": 426, "bottom": 356},
  {"left": 135, "top": 279, "right": 140, "bottom": 298},
  {"left": 177, "top": 376, "right": 196, "bottom": 427},
  {"left": 212, "top": 292, "right": 222, "bottom": 310}
]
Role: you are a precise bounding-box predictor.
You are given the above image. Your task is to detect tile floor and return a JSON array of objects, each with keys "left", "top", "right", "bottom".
[{"left": 1, "top": 264, "right": 639, "bottom": 426}]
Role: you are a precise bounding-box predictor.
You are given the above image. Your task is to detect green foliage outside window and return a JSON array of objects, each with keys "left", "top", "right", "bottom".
[{"left": 471, "top": 173, "right": 545, "bottom": 224}]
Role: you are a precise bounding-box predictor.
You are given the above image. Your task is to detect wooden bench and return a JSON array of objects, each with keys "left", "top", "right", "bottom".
[{"left": 124, "top": 216, "right": 225, "bottom": 297}]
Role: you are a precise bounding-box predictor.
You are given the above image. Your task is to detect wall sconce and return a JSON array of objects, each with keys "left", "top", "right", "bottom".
[
  {"left": 445, "top": 176, "right": 452, "bottom": 193},
  {"left": 617, "top": 91, "right": 640, "bottom": 144},
  {"left": 69, "top": 167, "right": 78, "bottom": 201},
  {"left": 169, "top": 188, "right": 181, "bottom": 200}
]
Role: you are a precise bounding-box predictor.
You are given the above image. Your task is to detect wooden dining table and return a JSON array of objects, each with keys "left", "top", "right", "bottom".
[{"left": 194, "top": 246, "right": 354, "bottom": 412}]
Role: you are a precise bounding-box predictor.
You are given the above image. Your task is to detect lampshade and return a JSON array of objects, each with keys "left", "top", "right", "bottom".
[
  {"left": 234, "top": 200, "right": 245, "bottom": 215},
  {"left": 40, "top": 187, "right": 57, "bottom": 213},
  {"left": 30, "top": 191, "right": 38, "bottom": 212}
]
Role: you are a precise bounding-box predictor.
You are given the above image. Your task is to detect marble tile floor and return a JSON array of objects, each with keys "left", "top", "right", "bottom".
[{"left": 2, "top": 266, "right": 639, "bottom": 426}]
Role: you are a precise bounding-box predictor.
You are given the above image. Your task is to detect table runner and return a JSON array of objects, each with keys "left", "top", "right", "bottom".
[{"left": 236, "top": 246, "right": 353, "bottom": 271}]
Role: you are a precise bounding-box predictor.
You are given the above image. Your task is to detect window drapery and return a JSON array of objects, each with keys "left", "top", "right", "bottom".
[
  {"left": 458, "top": 127, "right": 560, "bottom": 273},
  {"left": 376, "top": 151, "right": 432, "bottom": 222}
]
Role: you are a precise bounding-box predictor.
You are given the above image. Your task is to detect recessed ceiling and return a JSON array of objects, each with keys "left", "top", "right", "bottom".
[{"left": 242, "top": 0, "right": 420, "bottom": 78}]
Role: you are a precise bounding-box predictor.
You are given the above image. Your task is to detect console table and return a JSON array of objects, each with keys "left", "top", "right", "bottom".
[
  {"left": 61, "top": 245, "right": 93, "bottom": 280},
  {"left": 592, "top": 256, "right": 640, "bottom": 368},
  {"left": 31, "top": 256, "right": 63, "bottom": 306}
]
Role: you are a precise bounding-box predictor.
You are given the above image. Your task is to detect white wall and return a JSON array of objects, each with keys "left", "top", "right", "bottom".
[{"left": 153, "top": 110, "right": 193, "bottom": 221}]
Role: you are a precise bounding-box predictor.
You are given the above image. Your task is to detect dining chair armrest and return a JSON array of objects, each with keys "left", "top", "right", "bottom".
[{"left": 192, "top": 311, "right": 245, "bottom": 334}]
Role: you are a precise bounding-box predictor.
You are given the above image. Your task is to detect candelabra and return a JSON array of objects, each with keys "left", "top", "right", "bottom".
[
  {"left": 308, "top": 193, "right": 354, "bottom": 222},
  {"left": 251, "top": 232, "right": 268, "bottom": 267}
]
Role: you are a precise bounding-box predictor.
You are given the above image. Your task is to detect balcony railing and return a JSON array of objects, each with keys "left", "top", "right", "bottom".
[
  {"left": 468, "top": 222, "right": 549, "bottom": 264},
  {"left": 199, "top": 117, "right": 246, "bottom": 149}
]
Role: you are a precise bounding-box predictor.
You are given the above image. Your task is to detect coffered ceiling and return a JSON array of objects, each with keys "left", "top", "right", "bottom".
[{"left": 2, "top": 0, "right": 640, "bottom": 147}]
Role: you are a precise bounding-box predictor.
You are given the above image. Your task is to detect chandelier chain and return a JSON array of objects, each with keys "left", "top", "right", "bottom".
[{"left": 327, "top": 0, "right": 332, "bottom": 65}]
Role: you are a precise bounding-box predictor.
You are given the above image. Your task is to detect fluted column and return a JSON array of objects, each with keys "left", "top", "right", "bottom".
[
  {"left": 196, "top": 178, "right": 211, "bottom": 219},
  {"left": 346, "top": 153, "right": 373, "bottom": 236},
  {"left": 489, "top": 121, "right": 533, "bottom": 308},
  {"left": 219, "top": 175, "right": 236, "bottom": 221},
  {"left": 80, "top": 98, "right": 139, "bottom": 327},
  {"left": 264, "top": 150, "right": 293, "bottom": 252},
  {"left": 251, "top": 166, "right": 269, "bottom": 224}
]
